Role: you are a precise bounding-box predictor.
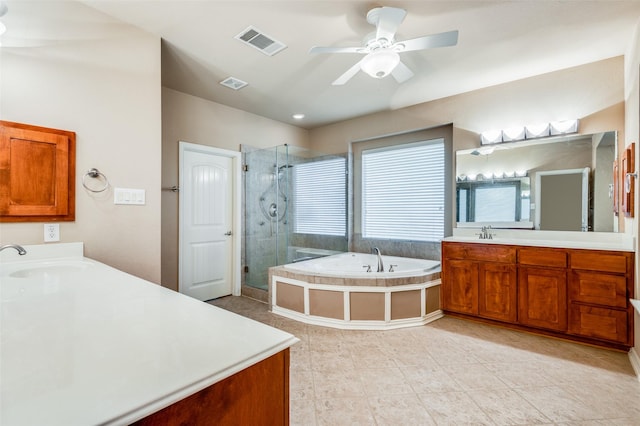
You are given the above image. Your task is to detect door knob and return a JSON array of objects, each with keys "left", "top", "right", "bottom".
[{"left": 224, "top": 231, "right": 232, "bottom": 236}]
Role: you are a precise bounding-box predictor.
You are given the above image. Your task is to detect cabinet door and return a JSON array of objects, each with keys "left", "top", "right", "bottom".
[
  {"left": 569, "top": 304, "right": 628, "bottom": 344},
  {"left": 442, "top": 259, "right": 479, "bottom": 315},
  {"left": 479, "top": 263, "right": 517, "bottom": 322},
  {"left": 569, "top": 270, "right": 627, "bottom": 308},
  {"left": 0, "top": 121, "right": 75, "bottom": 221},
  {"left": 518, "top": 266, "right": 567, "bottom": 331}
]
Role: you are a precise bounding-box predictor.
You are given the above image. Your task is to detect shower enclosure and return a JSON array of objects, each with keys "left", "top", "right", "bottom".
[{"left": 243, "top": 144, "right": 348, "bottom": 291}]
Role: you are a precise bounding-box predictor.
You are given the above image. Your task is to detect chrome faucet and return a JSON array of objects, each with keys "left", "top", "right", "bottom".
[
  {"left": 372, "top": 247, "right": 384, "bottom": 272},
  {"left": 477, "top": 226, "right": 494, "bottom": 240},
  {"left": 0, "top": 244, "right": 27, "bottom": 255}
]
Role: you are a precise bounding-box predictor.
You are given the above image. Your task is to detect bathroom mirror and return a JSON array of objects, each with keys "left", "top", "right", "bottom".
[{"left": 456, "top": 131, "right": 617, "bottom": 232}]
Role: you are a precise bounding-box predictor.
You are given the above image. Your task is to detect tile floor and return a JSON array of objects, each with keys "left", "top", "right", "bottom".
[{"left": 209, "top": 296, "right": 640, "bottom": 425}]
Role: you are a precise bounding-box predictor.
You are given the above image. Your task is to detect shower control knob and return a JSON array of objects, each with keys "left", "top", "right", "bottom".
[{"left": 224, "top": 231, "right": 232, "bottom": 236}]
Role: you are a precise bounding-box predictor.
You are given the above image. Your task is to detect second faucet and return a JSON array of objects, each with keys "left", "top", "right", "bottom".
[{"left": 372, "top": 247, "right": 384, "bottom": 272}]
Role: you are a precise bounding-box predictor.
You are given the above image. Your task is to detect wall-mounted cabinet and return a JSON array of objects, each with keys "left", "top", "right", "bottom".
[
  {"left": 0, "top": 121, "right": 75, "bottom": 222},
  {"left": 442, "top": 241, "right": 634, "bottom": 350}
]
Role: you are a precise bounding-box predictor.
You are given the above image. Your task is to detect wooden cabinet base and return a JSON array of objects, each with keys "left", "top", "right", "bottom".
[
  {"left": 133, "top": 349, "right": 290, "bottom": 425},
  {"left": 442, "top": 242, "right": 633, "bottom": 351},
  {"left": 444, "top": 311, "right": 631, "bottom": 352}
]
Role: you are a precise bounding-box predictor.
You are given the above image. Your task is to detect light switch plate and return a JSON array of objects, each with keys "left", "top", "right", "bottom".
[
  {"left": 114, "top": 188, "right": 146, "bottom": 205},
  {"left": 44, "top": 223, "right": 60, "bottom": 242}
]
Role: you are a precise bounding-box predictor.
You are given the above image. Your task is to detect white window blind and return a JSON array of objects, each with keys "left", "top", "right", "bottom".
[
  {"left": 475, "top": 186, "right": 517, "bottom": 222},
  {"left": 293, "top": 158, "right": 346, "bottom": 236},
  {"left": 362, "top": 139, "right": 444, "bottom": 241}
]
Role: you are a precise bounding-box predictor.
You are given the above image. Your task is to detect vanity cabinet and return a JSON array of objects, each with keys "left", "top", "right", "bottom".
[
  {"left": 441, "top": 241, "right": 634, "bottom": 350},
  {"left": 442, "top": 243, "right": 517, "bottom": 322},
  {"left": 568, "top": 251, "right": 632, "bottom": 344}
]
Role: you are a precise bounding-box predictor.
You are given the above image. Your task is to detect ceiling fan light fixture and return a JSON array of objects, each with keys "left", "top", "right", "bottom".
[{"left": 360, "top": 49, "right": 400, "bottom": 79}]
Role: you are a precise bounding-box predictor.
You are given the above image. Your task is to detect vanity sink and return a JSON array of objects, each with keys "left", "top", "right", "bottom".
[{"left": 5, "top": 260, "right": 93, "bottom": 279}]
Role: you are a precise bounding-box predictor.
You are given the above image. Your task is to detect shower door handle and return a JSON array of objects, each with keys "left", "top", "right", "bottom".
[{"left": 224, "top": 231, "right": 232, "bottom": 236}]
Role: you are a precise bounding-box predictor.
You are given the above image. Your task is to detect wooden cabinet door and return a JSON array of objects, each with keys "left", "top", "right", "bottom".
[
  {"left": 442, "top": 259, "right": 479, "bottom": 315},
  {"left": 569, "top": 304, "right": 629, "bottom": 344},
  {"left": 569, "top": 270, "right": 627, "bottom": 308},
  {"left": 0, "top": 121, "right": 75, "bottom": 221},
  {"left": 518, "top": 266, "right": 567, "bottom": 331},
  {"left": 479, "top": 263, "right": 517, "bottom": 322}
]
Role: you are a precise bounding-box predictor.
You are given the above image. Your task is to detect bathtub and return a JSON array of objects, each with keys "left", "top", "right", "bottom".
[
  {"left": 269, "top": 252, "right": 442, "bottom": 330},
  {"left": 284, "top": 252, "right": 440, "bottom": 278}
]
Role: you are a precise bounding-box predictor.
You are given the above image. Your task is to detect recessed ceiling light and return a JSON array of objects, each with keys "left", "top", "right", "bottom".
[{"left": 292, "top": 113, "right": 305, "bottom": 120}]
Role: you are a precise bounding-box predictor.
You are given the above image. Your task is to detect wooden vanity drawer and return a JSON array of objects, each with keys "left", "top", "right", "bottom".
[
  {"left": 570, "top": 251, "right": 628, "bottom": 274},
  {"left": 518, "top": 247, "right": 567, "bottom": 268},
  {"left": 569, "top": 270, "right": 627, "bottom": 308},
  {"left": 569, "top": 304, "right": 628, "bottom": 344},
  {"left": 442, "top": 242, "right": 515, "bottom": 263}
]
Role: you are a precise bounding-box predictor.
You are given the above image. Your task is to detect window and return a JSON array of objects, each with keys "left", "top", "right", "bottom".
[
  {"left": 456, "top": 180, "right": 527, "bottom": 222},
  {"left": 362, "top": 139, "right": 445, "bottom": 241},
  {"left": 293, "top": 157, "right": 346, "bottom": 236}
]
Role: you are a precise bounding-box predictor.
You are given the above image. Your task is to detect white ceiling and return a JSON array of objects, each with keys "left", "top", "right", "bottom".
[{"left": 3, "top": 1, "right": 640, "bottom": 129}]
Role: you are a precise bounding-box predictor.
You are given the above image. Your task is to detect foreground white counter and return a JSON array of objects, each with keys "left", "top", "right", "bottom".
[{"left": 0, "top": 243, "right": 298, "bottom": 425}]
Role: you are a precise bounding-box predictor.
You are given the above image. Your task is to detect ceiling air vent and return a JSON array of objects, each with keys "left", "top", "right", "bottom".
[
  {"left": 220, "top": 77, "right": 248, "bottom": 90},
  {"left": 235, "top": 26, "right": 287, "bottom": 56}
]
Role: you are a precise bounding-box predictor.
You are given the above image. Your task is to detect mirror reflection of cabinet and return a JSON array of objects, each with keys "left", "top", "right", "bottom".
[
  {"left": 621, "top": 143, "right": 635, "bottom": 218},
  {"left": 0, "top": 121, "right": 76, "bottom": 222}
]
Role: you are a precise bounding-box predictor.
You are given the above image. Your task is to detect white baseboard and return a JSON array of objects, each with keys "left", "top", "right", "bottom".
[{"left": 629, "top": 347, "right": 640, "bottom": 381}]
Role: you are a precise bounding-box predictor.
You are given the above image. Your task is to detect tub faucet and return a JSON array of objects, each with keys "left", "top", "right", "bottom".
[
  {"left": 372, "top": 247, "right": 384, "bottom": 272},
  {"left": 0, "top": 244, "right": 27, "bottom": 255}
]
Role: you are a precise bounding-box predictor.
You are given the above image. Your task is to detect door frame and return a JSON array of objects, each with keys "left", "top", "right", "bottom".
[{"left": 179, "top": 141, "right": 242, "bottom": 296}]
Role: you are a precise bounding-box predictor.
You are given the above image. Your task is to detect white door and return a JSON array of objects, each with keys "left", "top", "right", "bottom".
[{"left": 179, "top": 142, "right": 236, "bottom": 301}]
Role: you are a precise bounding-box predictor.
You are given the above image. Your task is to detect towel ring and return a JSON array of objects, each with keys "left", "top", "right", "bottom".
[{"left": 82, "top": 168, "right": 109, "bottom": 193}]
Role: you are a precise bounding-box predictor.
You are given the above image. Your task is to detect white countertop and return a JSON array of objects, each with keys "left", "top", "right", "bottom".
[
  {"left": 446, "top": 229, "right": 635, "bottom": 252},
  {"left": 0, "top": 243, "right": 298, "bottom": 425}
]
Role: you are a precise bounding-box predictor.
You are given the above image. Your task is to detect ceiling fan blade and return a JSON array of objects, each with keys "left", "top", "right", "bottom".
[
  {"left": 332, "top": 60, "right": 363, "bottom": 86},
  {"left": 309, "top": 46, "right": 363, "bottom": 54},
  {"left": 375, "top": 7, "right": 406, "bottom": 42},
  {"left": 398, "top": 30, "right": 459, "bottom": 52},
  {"left": 391, "top": 61, "right": 414, "bottom": 83}
]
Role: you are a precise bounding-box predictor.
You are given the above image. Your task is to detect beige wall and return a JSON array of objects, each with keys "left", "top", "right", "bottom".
[
  {"left": 623, "top": 18, "right": 640, "bottom": 367},
  {"left": 0, "top": 9, "right": 162, "bottom": 283},
  {"left": 160, "top": 88, "right": 310, "bottom": 290}
]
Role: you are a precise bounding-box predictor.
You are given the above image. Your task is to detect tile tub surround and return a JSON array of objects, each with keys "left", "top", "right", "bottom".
[
  {"left": 1, "top": 243, "right": 298, "bottom": 425},
  {"left": 210, "top": 296, "right": 640, "bottom": 426},
  {"left": 269, "top": 260, "right": 442, "bottom": 330}
]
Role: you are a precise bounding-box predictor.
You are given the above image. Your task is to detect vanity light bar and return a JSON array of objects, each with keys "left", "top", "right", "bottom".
[
  {"left": 480, "top": 119, "right": 578, "bottom": 145},
  {"left": 457, "top": 170, "right": 528, "bottom": 182}
]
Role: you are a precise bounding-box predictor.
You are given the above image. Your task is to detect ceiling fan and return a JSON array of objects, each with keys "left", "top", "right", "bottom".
[{"left": 310, "top": 6, "right": 458, "bottom": 86}]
